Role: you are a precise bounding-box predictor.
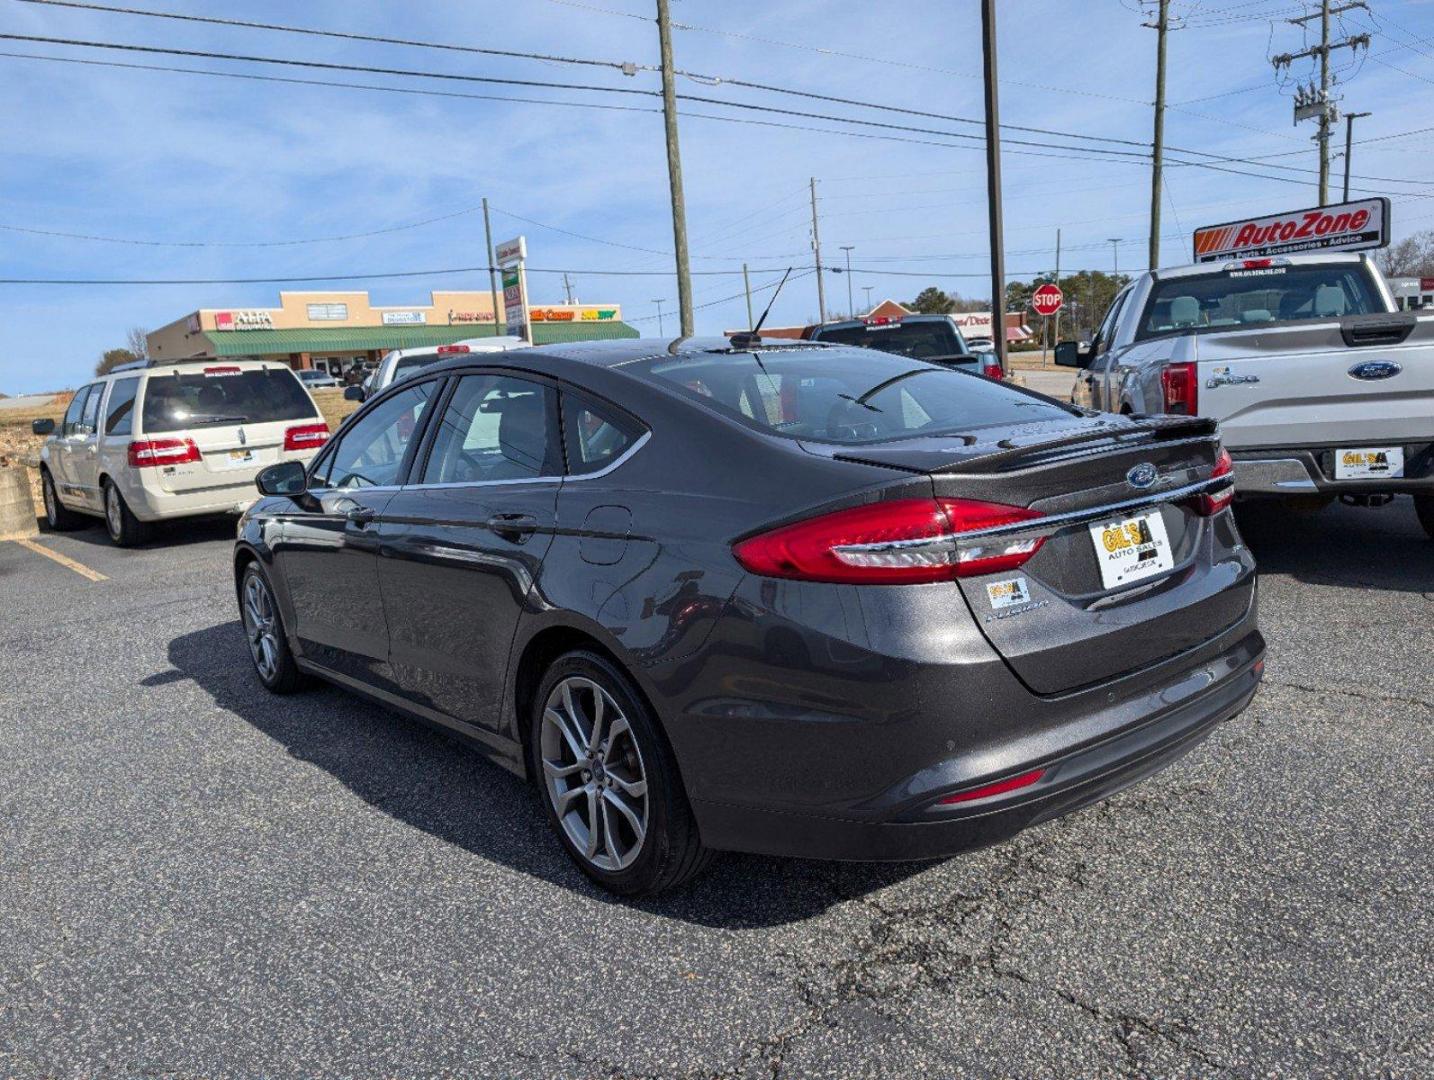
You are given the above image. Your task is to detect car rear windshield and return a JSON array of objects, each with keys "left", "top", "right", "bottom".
[
  {"left": 1137, "top": 263, "right": 1382, "bottom": 340},
  {"left": 141, "top": 367, "right": 318, "bottom": 434},
  {"left": 635, "top": 347, "right": 1075, "bottom": 445},
  {"left": 393, "top": 353, "right": 443, "bottom": 380},
  {"left": 811, "top": 320, "right": 969, "bottom": 361}
]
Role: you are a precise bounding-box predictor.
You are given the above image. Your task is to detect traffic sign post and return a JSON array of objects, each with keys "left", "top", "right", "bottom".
[{"left": 1032, "top": 283, "right": 1064, "bottom": 317}]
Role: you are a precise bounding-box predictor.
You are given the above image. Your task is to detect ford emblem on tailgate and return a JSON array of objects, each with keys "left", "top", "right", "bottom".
[
  {"left": 1348, "top": 360, "right": 1401, "bottom": 381},
  {"left": 1126, "top": 462, "right": 1159, "bottom": 489}
]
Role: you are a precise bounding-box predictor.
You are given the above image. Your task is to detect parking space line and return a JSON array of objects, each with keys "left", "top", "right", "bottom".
[{"left": 12, "top": 538, "right": 108, "bottom": 582}]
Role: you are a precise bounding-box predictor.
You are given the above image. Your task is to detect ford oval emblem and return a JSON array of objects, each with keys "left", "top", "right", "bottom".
[
  {"left": 1348, "top": 360, "right": 1401, "bottom": 381},
  {"left": 1126, "top": 462, "right": 1159, "bottom": 489}
]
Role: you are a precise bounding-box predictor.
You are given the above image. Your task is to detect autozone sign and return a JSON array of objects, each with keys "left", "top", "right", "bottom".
[{"left": 1191, "top": 198, "right": 1389, "bottom": 263}]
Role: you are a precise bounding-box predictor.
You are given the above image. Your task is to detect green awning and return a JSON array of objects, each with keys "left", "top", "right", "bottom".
[{"left": 206, "top": 320, "right": 638, "bottom": 356}]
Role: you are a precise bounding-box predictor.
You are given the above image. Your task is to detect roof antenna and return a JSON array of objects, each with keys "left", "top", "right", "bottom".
[{"left": 729, "top": 267, "right": 792, "bottom": 350}]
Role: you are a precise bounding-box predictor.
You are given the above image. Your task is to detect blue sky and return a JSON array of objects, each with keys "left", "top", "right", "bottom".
[{"left": 2, "top": 0, "right": 1432, "bottom": 393}]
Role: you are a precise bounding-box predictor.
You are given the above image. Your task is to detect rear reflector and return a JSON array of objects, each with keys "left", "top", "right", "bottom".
[
  {"left": 1160, "top": 361, "right": 1198, "bottom": 415},
  {"left": 939, "top": 767, "right": 1045, "bottom": 805},
  {"left": 1191, "top": 446, "right": 1235, "bottom": 516},
  {"left": 128, "top": 437, "right": 201, "bottom": 468},
  {"left": 436, "top": 344, "right": 471, "bottom": 355},
  {"left": 284, "top": 422, "right": 330, "bottom": 451},
  {"left": 733, "top": 497, "right": 1046, "bottom": 584}
]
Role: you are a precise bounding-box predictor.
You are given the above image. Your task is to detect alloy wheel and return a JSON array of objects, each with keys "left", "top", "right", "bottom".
[
  {"left": 241, "top": 573, "right": 281, "bottom": 684},
  {"left": 540, "top": 676, "right": 649, "bottom": 872}
]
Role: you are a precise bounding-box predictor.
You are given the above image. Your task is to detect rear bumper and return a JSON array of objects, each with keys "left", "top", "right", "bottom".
[
  {"left": 124, "top": 477, "right": 261, "bottom": 522},
  {"left": 1232, "top": 443, "right": 1433, "bottom": 496},
  {"left": 689, "top": 632, "right": 1264, "bottom": 862}
]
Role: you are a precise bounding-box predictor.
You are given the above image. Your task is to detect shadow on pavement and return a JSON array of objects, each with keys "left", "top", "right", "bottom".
[
  {"left": 1236, "top": 495, "right": 1433, "bottom": 593},
  {"left": 55, "top": 515, "right": 238, "bottom": 550},
  {"left": 149, "top": 619, "right": 926, "bottom": 928}
]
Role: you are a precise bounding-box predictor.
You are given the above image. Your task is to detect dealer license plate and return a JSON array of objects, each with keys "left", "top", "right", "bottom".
[
  {"left": 1334, "top": 446, "right": 1403, "bottom": 479},
  {"left": 1089, "top": 510, "right": 1174, "bottom": 590},
  {"left": 223, "top": 449, "right": 255, "bottom": 468}
]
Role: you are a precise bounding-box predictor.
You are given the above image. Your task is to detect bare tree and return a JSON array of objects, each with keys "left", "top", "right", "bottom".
[
  {"left": 125, "top": 326, "right": 150, "bottom": 361},
  {"left": 1377, "top": 231, "right": 1434, "bottom": 278}
]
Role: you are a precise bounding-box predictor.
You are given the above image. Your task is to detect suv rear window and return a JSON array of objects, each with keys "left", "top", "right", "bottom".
[
  {"left": 140, "top": 367, "right": 318, "bottom": 434},
  {"left": 635, "top": 347, "right": 1073, "bottom": 445},
  {"left": 811, "top": 320, "right": 968, "bottom": 361},
  {"left": 393, "top": 353, "right": 443, "bottom": 381},
  {"left": 1137, "top": 263, "right": 1382, "bottom": 340}
]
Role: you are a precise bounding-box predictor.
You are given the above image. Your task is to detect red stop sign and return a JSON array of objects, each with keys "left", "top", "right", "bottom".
[{"left": 1032, "top": 283, "right": 1064, "bottom": 317}]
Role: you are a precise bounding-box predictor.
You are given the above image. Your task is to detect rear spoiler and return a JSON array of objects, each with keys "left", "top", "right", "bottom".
[{"left": 945, "top": 415, "right": 1218, "bottom": 474}]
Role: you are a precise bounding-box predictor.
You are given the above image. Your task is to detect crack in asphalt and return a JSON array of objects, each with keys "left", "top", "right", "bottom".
[{"left": 1262, "top": 677, "right": 1433, "bottom": 713}]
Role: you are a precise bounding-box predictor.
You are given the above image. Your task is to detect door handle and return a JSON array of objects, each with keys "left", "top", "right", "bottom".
[
  {"left": 345, "top": 506, "right": 376, "bottom": 527},
  {"left": 486, "top": 513, "right": 538, "bottom": 541}
]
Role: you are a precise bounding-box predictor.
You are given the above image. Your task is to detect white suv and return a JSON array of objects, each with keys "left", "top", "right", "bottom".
[
  {"left": 34, "top": 358, "right": 329, "bottom": 545},
  {"left": 351, "top": 336, "right": 528, "bottom": 402}
]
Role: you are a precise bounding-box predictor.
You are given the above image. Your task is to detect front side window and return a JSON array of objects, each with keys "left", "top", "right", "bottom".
[
  {"left": 1137, "top": 264, "right": 1381, "bottom": 340},
  {"left": 421, "top": 374, "right": 556, "bottom": 484},
  {"left": 104, "top": 377, "right": 141, "bottom": 435},
  {"left": 320, "top": 380, "right": 438, "bottom": 490},
  {"left": 634, "top": 348, "right": 1075, "bottom": 445},
  {"left": 563, "top": 395, "right": 639, "bottom": 475},
  {"left": 61, "top": 385, "right": 92, "bottom": 437},
  {"left": 141, "top": 366, "right": 318, "bottom": 434}
]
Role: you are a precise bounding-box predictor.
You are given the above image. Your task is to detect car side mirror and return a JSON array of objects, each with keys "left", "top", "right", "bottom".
[
  {"left": 344, "top": 385, "right": 366, "bottom": 402},
  {"left": 256, "top": 460, "right": 308, "bottom": 497},
  {"left": 32, "top": 418, "right": 55, "bottom": 436},
  {"left": 1054, "top": 340, "right": 1092, "bottom": 369}
]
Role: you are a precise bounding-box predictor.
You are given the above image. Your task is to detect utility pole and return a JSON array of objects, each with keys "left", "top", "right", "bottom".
[
  {"left": 742, "top": 263, "right": 754, "bottom": 328},
  {"left": 1273, "top": 1, "right": 1370, "bottom": 206},
  {"left": 863, "top": 285, "right": 874, "bottom": 314},
  {"left": 810, "top": 177, "right": 828, "bottom": 324},
  {"left": 655, "top": 0, "right": 694, "bottom": 335},
  {"left": 981, "top": 0, "right": 1008, "bottom": 374},
  {"left": 840, "top": 246, "right": 855, "bottom": 318},
  {"left": 562, "top": 272, "right": 574, "bottom": 305},
  {"left": 482, "top": 197, "right": 500, "bottom": 337},
  {"left": 1052, "top": 228, "right": 1063, "bottom": 350},
  {"left": 1108, "top": 237, "right": 1121, "bottom": 279},
  {"left": 1342, "top": 110, "right": 1372, "bottom": 201},
  {"left": 1145, "top": 0, "right": 1171, "bottom": 270},
  {"left": 653, "top": 298, "right": 666, "bottom": 338}
]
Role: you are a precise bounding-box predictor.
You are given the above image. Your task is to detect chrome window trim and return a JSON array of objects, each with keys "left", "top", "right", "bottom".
[{"left": 397, "top": 429, "right": 652, "bottom": 492}]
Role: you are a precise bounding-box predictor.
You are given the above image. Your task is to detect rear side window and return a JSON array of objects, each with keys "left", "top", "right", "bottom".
[
  {"left": 813, "top": 320, "right": 968, "bottom": 360},
  {"left": 61, "top": 385, "right": 92, "bottom": 437},
  {"left": 563, "top": 395, "right": 639, "bottom": 475},
  {"left": 140, "top": 367, "right": 318, "bottom": 434},
  {"left": 421, "top": 374, "right": 557, "bottom": 484},
  {"left": 1137, "top": 264, "right": 1381, "bottom": 340},
  {"left": 80, "top": 383, "right": 104, "bottom": 434},
  {"left": 104, "top": 377, "right": 141, "bottom": 436},
  {"left": 635, "top": 348, "right": 1074, "bottom": 445},
  {"left": 320, "top": 380, "right": 438, "bottom": 490}
]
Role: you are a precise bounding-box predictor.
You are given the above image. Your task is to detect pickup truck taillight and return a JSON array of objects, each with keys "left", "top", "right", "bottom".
[
  {"left": 981, "top": 360, "right": 1004, "bottom": 380},
  {"left": 1160, "top": 362, "right": 1198, "bottom": 415},
  {"left": 128, "top": 438, "right": 201, "bottom": 468},
  {"left": 283, "top": 423, "right": 330, "bottom": 451}
]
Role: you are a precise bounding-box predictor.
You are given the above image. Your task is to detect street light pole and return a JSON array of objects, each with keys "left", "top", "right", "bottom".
[
  {"left": 653, "top": 299, "right": 666, "bottom": 338},
  {"left": 1342, "top": 110, "right": 1372, "bottom": 201},
  {"left": 862, "top": 285, "right": 874, "bottom": 315},
  {"left": 482, "top": 197, "right": 500, "bottom": 338},
  {"left": 840, "top": 245, "right": 855, "bottom": 318}
]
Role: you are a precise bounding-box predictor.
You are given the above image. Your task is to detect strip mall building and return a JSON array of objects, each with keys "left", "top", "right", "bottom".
[{"left": 146, "top": 290, "right": 638, "bottom": 375}]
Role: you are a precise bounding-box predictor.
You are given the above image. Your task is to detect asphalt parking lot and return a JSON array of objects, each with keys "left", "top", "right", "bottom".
[{"left": 1, "top": 500, "right": 1430, "bottom": 1079}]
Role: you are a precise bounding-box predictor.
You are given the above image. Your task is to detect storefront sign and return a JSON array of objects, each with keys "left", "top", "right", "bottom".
[
  {"left": 580, "top": 309, "right": 617, "bottom": 321},
  {"left": 1192, "top": 198, "right": 1390, "bottom": 263},
  {"left": 214, "top": 310, "right": 274, "bottom": 330},
  {"left": 496, "top": 235, "right": 531, "bottom": 344},
  {"left": 530, "top": 308, "right": 575, "bottom": 322},
  {"left": 448, "top": 310, "right": 496, "bottom": 323},
  {"left": 381, "top": 310, "right": 427, "bottom": 325}
]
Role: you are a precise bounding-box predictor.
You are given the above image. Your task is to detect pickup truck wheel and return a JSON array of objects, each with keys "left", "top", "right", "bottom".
[
  {"left": 40, "top": 468, "right": 87, "bottom": 531},
  {"left": 1415, "top": 494, "right": 1434, "bottom": 541},
  {"left": 103, "top": 480, "right": 150, "bottom": 547}
]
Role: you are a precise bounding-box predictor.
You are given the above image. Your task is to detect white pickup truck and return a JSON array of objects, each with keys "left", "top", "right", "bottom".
[{"left": 1057, "top": 252, "right": 1434, "bottom": 538}]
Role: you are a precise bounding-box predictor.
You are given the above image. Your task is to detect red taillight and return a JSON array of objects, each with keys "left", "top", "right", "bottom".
[
  {"left": 1160, "top": 361, "right": 1198, "bottom": 415},
  {"left": 981, "top": 360, "right": 1004, "bottom": 380},
  {"left": 284, "top": 422, "right": 330, "bottom": 451},
  {"left": 1192, "top": 446, "right": 1235, "bottom": 515},
  {"left": 127, "top": 438, "right": 201, "bottom": 468},
  {"left": 436, "top": 344, "right": 471, "bottom": 355},
  {"left": 939, "top": 767, "right": 1045, "bottom": 805},
  {"left": 732, "top": 497, "right": 1046, "bottom": 584}
]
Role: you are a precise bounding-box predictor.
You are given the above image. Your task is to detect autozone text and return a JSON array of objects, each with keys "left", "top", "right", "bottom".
[{"left": 1230, "top": 209, "right": 1369, "bottom": 249}]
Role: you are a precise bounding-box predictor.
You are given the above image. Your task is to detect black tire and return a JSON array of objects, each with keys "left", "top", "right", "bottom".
[
  {"left": 529, "top": 649, "right": 712, "bottom": 896},
  {"left": 238, "top": 561, "right": 305, "bottom": 694},
  {"left": 1416, "top": 493, "right": 1434, "bottom": 541},
  {"left": 102, "top": 479, "right": 151, "bottom": 547},
  {"left": 40, "top": 468, "right": 88, "bottom": 531}
]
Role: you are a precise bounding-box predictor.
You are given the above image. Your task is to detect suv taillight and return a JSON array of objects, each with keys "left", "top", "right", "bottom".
[
  {"left": 128, "top": 438, "right": 201, "bottom": 468},
  {"left": 981, "top": 360, "right": 1004, "bottom": 380},
  {"left": 732, "top": 498, "right": 1046, "bottom": 584},
  {"left": 1160, "top": 362, "right": 1198, "bottom": 415},
  {"left": 1191, "top": 447, "right": 1235, "bottom": 516},
  {"left": 284, "top": 422, "right": 330, "bottom": 451}
]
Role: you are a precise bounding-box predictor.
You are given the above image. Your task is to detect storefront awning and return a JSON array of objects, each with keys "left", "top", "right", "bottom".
[{"left": 205, "top": 321, "right": 638, "bottom": 356}]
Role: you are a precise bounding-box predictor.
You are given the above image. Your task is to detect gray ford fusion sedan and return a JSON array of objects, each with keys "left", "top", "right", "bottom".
[{"left": 234, "top": 337, "right": 1263, "bottom": 895}]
